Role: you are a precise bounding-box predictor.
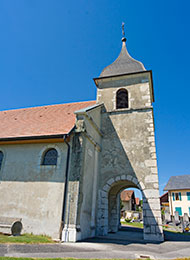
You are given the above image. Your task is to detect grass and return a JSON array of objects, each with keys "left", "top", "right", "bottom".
[
  {"left": 0, "top": 233, "right": 54, "bottom": 244},
  {"left": 121, "top": 221, "right": 143, "bottom": 229}
]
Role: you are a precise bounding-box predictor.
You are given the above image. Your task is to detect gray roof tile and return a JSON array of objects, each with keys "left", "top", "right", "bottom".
[
  {"left": 164, "top": 175, "right": 190, "bottom": 191},
  {"left": 99, "top": 38, "right": 145, "bottom": 78}
]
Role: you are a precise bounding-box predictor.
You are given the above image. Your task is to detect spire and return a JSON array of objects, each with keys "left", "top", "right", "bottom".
[{"left": 99, "top": 24, "right": 146, "bottom": 78}]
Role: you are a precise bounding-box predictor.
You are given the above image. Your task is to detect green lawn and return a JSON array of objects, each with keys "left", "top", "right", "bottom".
[
  {"left": 0, "top": 233, "right": 54, "bottom": 244},
  {"left": 121, "top": 221, "right": 143, "bottom": 229}
]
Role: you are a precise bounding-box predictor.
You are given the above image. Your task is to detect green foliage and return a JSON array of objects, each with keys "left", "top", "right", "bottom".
[
  {"left": 125, "top": 218, "right": 131, "bottom": 223},
  {"left": 120, "top": 200, "right": 124, "bottom": 210}
]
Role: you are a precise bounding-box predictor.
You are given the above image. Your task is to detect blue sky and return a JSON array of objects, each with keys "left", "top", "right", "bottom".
[{"left": 0, "top": 0, "right": 189, "bottom": 195}]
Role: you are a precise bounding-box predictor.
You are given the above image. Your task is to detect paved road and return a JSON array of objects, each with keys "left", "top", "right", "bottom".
[{"left": 1, "top": 228, "right": 190, "bottom": 259}]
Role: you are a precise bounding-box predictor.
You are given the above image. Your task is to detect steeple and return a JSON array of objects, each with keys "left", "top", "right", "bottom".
[{"left": 99, "top": 26, "right": 146, "bottom": 78}]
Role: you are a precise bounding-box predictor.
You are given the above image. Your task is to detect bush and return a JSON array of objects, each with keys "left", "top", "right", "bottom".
[{"left": 125, "top": 218, "right": 131, "bottom": 223}]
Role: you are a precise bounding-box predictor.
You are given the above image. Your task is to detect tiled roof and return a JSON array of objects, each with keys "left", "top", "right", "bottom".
[
  {"left": 135, "top": 197, "right": 140, "bottom": 205},
  {"left": 0, "top": 101, "right": 96, "bottom": 139},
  {"left": 164, "top": 175, "right": 190, "bottom": 191},
  {"left": 120, "top": 190, "right": 134, "bottom": 202}
]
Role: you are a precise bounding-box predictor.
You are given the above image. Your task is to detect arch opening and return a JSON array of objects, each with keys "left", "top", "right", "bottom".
[
  {"left": 108, "top": 180, "right": 143, "bottom": 234},
  {"left": 97, "top": 176, "right": 164, "bottom": 242}
]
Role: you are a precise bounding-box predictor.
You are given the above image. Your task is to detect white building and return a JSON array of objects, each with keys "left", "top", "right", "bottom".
[{"left": 164, "top": 175, "right": 190, "bottom": 216}]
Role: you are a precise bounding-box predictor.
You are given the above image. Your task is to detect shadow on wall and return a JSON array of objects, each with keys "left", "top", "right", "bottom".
[{"left": 97, "top": 105, "right": 163, "bottom": 241}]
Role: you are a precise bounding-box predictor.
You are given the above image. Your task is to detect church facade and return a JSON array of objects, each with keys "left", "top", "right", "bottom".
[{"left": 0, "top": 36, "right": 164, "bottom": 242}]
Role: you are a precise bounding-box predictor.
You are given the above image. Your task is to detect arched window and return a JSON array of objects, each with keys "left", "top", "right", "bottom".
[
  {"left": 116, "top": 89, "right": 128, "bottom": 109},
  {"left": 42, "top": 148, "right": 58, "bottom": 166},
  {"left": 0, "top": 151, "right": 4, "bottom": 170}
]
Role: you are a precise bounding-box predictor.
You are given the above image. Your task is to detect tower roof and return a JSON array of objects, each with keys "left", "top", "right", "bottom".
[{"left": 99, "top": 37, "right": 146, "bottom": 78}]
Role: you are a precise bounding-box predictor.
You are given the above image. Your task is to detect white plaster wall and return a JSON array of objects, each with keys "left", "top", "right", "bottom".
[
  {"left": 169, "top": 190, "right": 190, "bottom": 216},
  {"left": 0, "top": 142, "right": 68, "bottom": 239}
]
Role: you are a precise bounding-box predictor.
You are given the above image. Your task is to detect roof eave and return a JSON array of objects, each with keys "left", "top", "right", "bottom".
[{"left": 93, "top": 70, "right": 154, "bottom": 103}]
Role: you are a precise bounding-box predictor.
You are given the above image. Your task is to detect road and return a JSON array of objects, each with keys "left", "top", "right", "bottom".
[{"left": 1, "top": 228, "right": 190, "bottom": 259}]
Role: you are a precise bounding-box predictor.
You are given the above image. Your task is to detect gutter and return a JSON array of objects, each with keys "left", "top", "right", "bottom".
[{"left": 0, "top": 134, "right": 65, "bottom": 142}]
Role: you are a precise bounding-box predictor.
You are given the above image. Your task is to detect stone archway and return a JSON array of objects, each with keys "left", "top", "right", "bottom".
[{"left": 97, "top": 174, "right": 164, "bottom": 242}]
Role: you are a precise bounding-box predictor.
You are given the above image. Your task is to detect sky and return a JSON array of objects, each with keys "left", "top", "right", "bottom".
[{"left": 0, "top": 0, "right": 189, "bottom": 195}]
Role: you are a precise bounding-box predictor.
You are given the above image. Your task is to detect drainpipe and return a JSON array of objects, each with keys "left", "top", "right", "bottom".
[{"left": 60, "top": 134, "right": 70, "bottom": 240}]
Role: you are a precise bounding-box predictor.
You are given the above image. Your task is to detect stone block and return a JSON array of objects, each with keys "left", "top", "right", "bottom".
[
  {"left": 151, "top": 153, "right": 157, "bottom": 159},
  {"left": 115, "top": 176, "right": 121, "bottom": 182},
  {"left": 143, "top": 189, "right": 159, "bottom": 198},
  {"left": 103, "top": 184, "right": 110, "bottom": 192},
  {"left": 156, "top": 217, "right": 162, "bottom": 225},
  {"left": 148, "top": 136, "right": 155, "bottom": 142},
  {"left": 132, "top": 177, "right": 138, "bottom": 185},
  {"left": 151, "top": 225, "right": 156, "bottom": 233},
  {"left": 101, "top": 198, "right": 108, "bottom": 205},
  {"left": 100, "top": 190, "right": 107, "bottom": 198},
  {"left": 150, "top": 167, "right": 157, "bottom": 174},
  {"left": 149, "top": 147, "right": 156, "bottom": 153},
  {"left": 156, "top": 225, "right": 163, "bottom": 234},
  {"left": 145, "top": 175, "right": 158, "bottom": 183},
  {"left": 121, "top": 175, "right": 126, "bottom": 180},
  {"left": 148, "top": 198, "right": 160, "bottom": 204},
  {"left": 144, "top": 216, "right": 157, "bottom": 225},
  {"left": 142, "top": 202, "right": 149, "bottom": 210},
  {"left": 144, "top": 233, "right": 164, "bottom": 242},
  {"left": 107, "top": 178, "right": 115, "bottom": 186},
  {"left": 151, "top": 210, "right": 162, "bottom": 218},
  {"left": 126, "top": 175, "right": 132, "bottom": 181},
  {"left": 145, "top": 160, "right": 157, "bottom": 167},
  {"left": 139, "top": 181, "right": 145, "bottom": 190},
  {"left": 142, "top": 95, "right": 150, "bottom": 100},
  {"left": 153, "top": 183, "right": 159, "bottom": 189},
  {"left": 144, "top": 225, "right": 151, "bottom": 233}
]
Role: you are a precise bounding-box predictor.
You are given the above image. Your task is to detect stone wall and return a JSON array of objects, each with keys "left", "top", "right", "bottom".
[
  {"left": 0, "top": 142, "right": 68, "bottom": 239},
  {"left": 96, "top": 72, "right": 164, "bottom": 241}
]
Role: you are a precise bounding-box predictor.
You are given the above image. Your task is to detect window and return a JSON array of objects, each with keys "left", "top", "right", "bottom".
[
  {"left": 172, "top": 192, "right": 182, "bottom": 201},
  {"left": 187, "top": 192, "right": 190, "bottom": 201},
  {"left": 0, "top": 151, "right": 3, "bottom": 170},
  {"left": 175, "top": 207, "right": 182, "bottom": 216},
  {"left": 42, "top": 148, "right": 58, "bottom": 166},
  {"left": 116, "top": 89, "right": 128, "bottom": 109}
]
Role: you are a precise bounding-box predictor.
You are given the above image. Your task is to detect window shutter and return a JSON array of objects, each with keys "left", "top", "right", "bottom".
[
  {"left": 172, "top": 193, "right": 175, "bottom": 201},
  {"left": 175, "top": 207, "right": 182, "bottom": 216},
  {"left": 187, "top": 192, "right": 190, "bottom": 201},
  {"left": 179, "top": 192, "right": 182, "bottom": 201}
]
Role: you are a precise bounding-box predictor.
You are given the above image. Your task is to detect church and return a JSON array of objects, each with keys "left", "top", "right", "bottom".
[{"left": 0, "top": 34, "right": 164, "bottom": 242}]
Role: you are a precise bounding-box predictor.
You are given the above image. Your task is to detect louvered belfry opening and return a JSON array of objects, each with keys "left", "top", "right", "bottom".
[{"left": 116, "top": 89, "right": 128, "bottom": 109}]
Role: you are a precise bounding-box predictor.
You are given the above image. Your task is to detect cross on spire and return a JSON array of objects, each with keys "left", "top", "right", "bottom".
[{"left": 122, "top": 22, "right": 125, "bottom": 37}]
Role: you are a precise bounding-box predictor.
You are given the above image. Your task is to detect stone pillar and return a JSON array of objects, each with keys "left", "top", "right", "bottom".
[
  {"left": 142, "top": 190, "right": 164, "bottom": 241},
  {"left": 97, "top": 190, "right": 108, "bottom": 236},
  {"left": 90, "top": 149, "right": 99, "bottom": 237}
]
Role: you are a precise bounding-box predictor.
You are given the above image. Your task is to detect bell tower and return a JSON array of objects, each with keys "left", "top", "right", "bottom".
[{"left": 94, "top": 31, "right": 164, "bottom": 241}]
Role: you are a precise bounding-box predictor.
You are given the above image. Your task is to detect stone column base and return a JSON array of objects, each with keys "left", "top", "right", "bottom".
[
  {"left": 144, "top": 233, "right": 164, "bottom": 242},
  {"left": 62, "top": 225, "right": 81, "bottom": 242}
]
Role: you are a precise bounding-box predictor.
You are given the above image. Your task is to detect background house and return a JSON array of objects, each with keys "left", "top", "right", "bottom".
[
  {"left": 120, "top": 190, "right": 136, "bottom": 218},
  {"left": 160, "top": 192, "right": 169, "bottom": 213},
  {"left": 164, "top": 175, "right": 190, "bottom": 216}
]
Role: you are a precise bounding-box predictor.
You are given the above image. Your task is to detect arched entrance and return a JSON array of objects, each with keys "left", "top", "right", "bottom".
[{"left": 97, "top": 175, "right": 164, "bottom": 242}]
